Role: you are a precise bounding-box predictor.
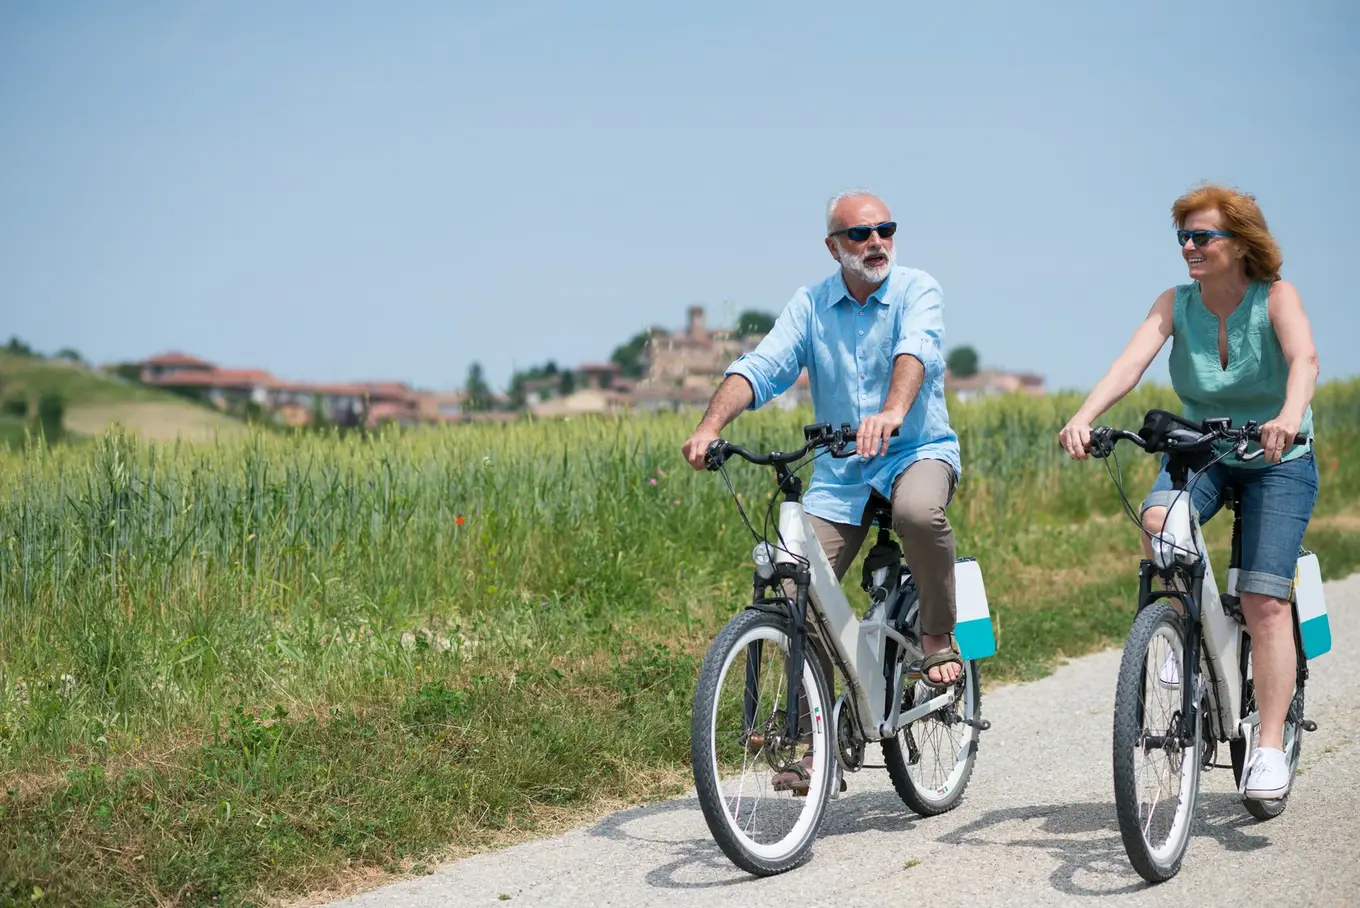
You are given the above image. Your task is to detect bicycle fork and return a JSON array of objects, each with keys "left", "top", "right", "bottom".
[
  {"left": 740, "top": 567, "right": 814, "bottom": 755},
  {"left": 780, "top": 571, "right": 813, "bottom": 747},
  {"left": 1138, "top": 560, "right": 1207, "bottom": 754}
]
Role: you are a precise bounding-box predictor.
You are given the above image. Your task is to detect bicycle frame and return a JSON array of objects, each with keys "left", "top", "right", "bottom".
[
  {"left": 1139, "top": 488, "right": 1243, "bottom": 745},
  {"left": 753, "top": 475, "right": 995, "bottom": 748}
]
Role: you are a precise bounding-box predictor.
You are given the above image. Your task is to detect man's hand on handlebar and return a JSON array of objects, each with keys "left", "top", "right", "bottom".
[
  {"left": 682, "top": 423, "right": 722, "bottom": 471},
  {"left": 693, "top": 420, "right": 903, "bottom": 472},
  {"left": 856, "top": 408, "right": 906, "bottom": 459}
]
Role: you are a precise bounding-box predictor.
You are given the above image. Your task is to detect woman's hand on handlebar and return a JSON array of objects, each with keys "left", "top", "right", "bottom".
[
  {"left": 1058, "top": 419, "right": 1094, "bottom": 461},
  {"left": 1258, "top": 414, "right": 1303, "bottom": 464}
]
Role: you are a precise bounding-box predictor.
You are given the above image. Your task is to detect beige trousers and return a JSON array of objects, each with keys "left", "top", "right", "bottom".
[
  {"left": 806, "top": 457, "right": 958, "bottom": 635},
  {"left": 784, "top": 458, "right": 958, "bottom": 742}
]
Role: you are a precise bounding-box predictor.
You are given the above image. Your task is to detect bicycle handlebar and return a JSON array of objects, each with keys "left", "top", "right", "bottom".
[
  {"left": 705, "top": 422, "right": 900, "bottom": 472},
  {"left": 1088, "top": 411, "right": 1311, "bottom": 462}
]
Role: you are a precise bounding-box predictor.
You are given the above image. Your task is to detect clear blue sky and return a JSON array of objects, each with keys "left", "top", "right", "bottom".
[{"left": 3, "top": 1, "right": 1357, "bottom": 394}]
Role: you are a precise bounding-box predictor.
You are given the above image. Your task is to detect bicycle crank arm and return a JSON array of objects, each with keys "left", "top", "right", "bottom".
[{"left": 882, "top": 687, "right": 955, "bottom": 737}]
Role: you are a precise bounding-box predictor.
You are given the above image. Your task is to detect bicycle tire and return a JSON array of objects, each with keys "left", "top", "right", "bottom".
[
  {"left": 690, "top": 608, "right": 835, "bottom": 876},
  {"left": 1112, "top": 600, "right": 1201, "bottom": 883},
  {"left": 882, "top": 659, "right": 981, "bottom": 816},
  {"left": 1230, "top": 632, "right": 1306, "bottom": 821}
]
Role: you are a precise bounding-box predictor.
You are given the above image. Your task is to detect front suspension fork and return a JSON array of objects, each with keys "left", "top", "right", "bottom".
[
  {"left": 741, "top": 567, "right": 813, "bottom": 751},
  {"left": 782, "top": 572, "right": 812, "bottom": 744}
]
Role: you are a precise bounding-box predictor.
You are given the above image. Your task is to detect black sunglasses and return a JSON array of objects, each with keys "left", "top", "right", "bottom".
[
  {"left": 1176, "top": 229, "right": 1234, "bottom": 248},
  {"left": 828, "top": 221, "right": 897, "bottom": 242}
]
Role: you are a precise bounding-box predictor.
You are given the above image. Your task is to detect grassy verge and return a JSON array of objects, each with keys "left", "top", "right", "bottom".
[
  {"left": 0, "top": 352, "right": 247, "bottom": 450},
  {"left": 2, "top": 380, "right": 1358, "bottom": 907}
]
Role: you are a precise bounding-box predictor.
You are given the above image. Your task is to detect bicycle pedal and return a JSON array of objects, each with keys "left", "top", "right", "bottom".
[{"left": 1302, "top": 719, "right": 1318, "bottom": 732}]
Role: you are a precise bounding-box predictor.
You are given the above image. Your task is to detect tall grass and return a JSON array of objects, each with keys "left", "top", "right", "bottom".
[{"left": 2, "top": 379, "right": 1358, "bottom": 906}]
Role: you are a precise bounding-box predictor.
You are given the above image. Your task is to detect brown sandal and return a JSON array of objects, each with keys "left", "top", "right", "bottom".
[
  {"left": 917, "top": 639, "right": 963, "bottom": 691},
  {"left": 771, "top": 754, "right": 813, "bottom": 794},
  {"left": 770, "top": 753, "right": 847, "bottom": 797}
]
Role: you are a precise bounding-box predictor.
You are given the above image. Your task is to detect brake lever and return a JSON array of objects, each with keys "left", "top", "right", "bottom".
[
  {"left": 704, "top": 439, "right": 727, "bottom": 471},
  {"left": 1087, "top": 427, "right": 1114, "bottom": 459}
]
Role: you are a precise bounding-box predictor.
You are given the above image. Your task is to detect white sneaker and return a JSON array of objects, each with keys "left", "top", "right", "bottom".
[
  {"left": 1158, "top": 651, "right": 1180, "bottom": 687},
  {"left": 1242, "top": 747, "right": 1292, "bottom": 800}
]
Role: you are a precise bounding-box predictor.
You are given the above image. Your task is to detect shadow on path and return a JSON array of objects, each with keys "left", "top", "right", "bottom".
[{"left": 586, "top": 787, "right": 1274, "bottom": 895}]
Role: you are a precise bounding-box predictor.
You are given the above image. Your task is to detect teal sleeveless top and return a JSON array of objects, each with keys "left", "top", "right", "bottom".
[{"left": 1167, "top": 279, "right": 1313, "bottom": 468}]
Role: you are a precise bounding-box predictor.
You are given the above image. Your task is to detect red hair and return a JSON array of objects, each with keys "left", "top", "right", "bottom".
[{"left": 1172, "top": 183, "right": 1282, "bottom": 282}]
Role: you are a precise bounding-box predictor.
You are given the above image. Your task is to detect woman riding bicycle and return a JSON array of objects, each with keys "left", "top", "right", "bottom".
[{"left": 1057, "top": 183, "right": 1320, "bottom": 802}]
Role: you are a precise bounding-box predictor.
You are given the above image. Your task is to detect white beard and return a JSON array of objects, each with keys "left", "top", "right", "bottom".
[{"left": 840, "top": 243, "right": 895, "bottom": 284}]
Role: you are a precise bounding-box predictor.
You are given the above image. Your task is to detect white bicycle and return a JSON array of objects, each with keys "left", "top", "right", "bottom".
[
  {"left": 690, "top": 422, "right": 998, "bottom": 875},
  {"left": 1087, "top": 409, "right": 1331, "bottom": 883}
]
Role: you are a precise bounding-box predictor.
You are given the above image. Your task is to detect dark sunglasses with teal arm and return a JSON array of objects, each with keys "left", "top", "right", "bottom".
[{"left": 1177, "top": 229, "right": 1234, "bottom": 248}]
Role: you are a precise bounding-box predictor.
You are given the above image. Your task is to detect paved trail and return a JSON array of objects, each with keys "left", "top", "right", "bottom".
[{"left": 326, "top": 573, "right": 1360, "bottom": 908}]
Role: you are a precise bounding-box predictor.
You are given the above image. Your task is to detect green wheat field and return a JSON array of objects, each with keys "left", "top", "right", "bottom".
[{"left": 3, "top": 380, "right": 1359, "bottom": 907}]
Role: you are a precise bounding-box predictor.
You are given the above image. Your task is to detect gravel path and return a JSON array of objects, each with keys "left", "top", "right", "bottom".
[{"left": 325, "top": 573, "right": 1360, "bottom": 908}]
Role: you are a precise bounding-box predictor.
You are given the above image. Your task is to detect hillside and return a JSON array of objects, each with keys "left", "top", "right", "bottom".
[{"left": 0, "top": 353, "right": 248, "bottom": 446}]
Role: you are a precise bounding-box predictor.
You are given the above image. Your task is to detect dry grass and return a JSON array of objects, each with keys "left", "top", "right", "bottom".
[{"left": 64, "top": 401, "right": 250, "bottom": 443}]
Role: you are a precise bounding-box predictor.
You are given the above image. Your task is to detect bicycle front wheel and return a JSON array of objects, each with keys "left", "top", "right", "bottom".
[
  {"left": 1112, "top": 600, "right": 1201, "bottom": 883},
  {"left": 690, "top": 608, "right": 835, "bottom": 876}
]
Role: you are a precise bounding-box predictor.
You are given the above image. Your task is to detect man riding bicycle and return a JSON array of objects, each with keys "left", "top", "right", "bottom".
[{"left": 682, "top": 188, "right": 965, "bottom": 753}]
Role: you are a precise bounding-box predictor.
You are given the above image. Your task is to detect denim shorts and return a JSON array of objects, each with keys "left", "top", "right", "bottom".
[{"left": 1140, "top": 451, "right": 1319, "bottom": 599}]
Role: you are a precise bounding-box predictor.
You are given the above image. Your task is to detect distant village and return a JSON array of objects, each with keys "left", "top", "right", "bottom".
[{"left": 128, "top": 305, "right": 1046, "bottom": 430}]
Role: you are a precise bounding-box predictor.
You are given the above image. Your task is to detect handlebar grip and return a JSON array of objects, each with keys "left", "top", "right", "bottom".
[
  {"left": 835, "top": 424, "right": 901, "bottom": 457},
  {"left": 1245, "top": 428, "right": 1313, "bottom": 447}
]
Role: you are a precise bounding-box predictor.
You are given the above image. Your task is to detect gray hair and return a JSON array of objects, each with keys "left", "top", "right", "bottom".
[{"left": 825, "top": 187, "right": 879, "bottom": 234}]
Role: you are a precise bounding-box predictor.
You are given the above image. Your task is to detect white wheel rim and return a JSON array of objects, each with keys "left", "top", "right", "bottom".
[
  {"left": 707, "top": 623, "right": 830, "bottom": 861},
  {"left": 901, "top": 666, "right": 978, "bottom": 803},
  {"left": 1136, "top": 624, "right": 1196, "bottom": 862}
]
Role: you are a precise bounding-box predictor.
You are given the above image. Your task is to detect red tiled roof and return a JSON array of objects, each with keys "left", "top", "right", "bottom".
[
  {"left": 149, "top": 368, "right": 274, "bottom": 389},
  {"left": 309, "top": 383, "right": 370, "bottom": 397},
  {"left": 358, "top": 381, "right": 415, "bottom": 401},
  {"left": 269, "top": 379, "right": 323, "bottom": 394},
  {"left": 142, "top": 351, "right": 216, "bottom": 369},
  {"left": 366, "top": 401, "right": 415, "bottom": 419}
]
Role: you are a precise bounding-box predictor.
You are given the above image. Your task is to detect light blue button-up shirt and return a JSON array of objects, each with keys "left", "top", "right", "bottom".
[{"left": 724, "top": 264, "right": 961, "bottom": 526}]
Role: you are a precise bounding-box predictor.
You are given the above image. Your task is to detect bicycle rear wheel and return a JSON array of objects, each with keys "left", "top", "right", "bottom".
[
  {"left": 1230, "top": 632, "right": 1306, "bottom": 821},
  {"left": 882, "top": 659, "right": 981, "bottom": 816},
  {"left": 690, "top": 608, "right": 835, "bottom": 876},
  {"left": 1112, "top": 600, "right": 1201, "bottom": 883}
]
